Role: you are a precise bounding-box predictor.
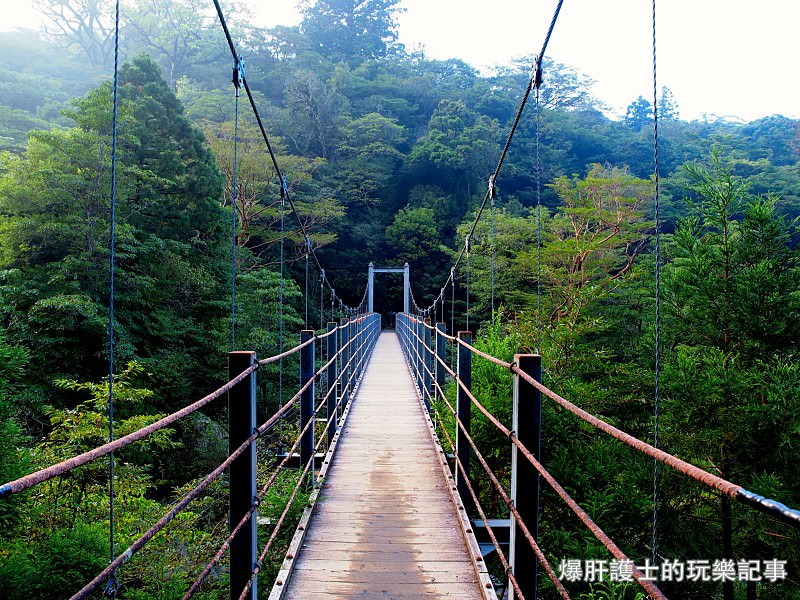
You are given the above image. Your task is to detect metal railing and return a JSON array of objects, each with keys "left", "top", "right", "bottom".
[
  {"left": 396, "top": 312, "right": 800, "bottom": 600},
  {"left": 0, "top": 313, "right": 382, "bottom": 600}
]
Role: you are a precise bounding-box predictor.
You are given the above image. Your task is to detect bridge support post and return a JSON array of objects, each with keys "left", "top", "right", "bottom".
[
  {"left": 414, "top": 317, "right": 423, "bottom": 395},
  {"left": 340, "top": 318, "right": 350, "bottom": 408},
  {"left": 403, "top": 262, "right": 410, "bottom": 314},
  {"left": 368, "top": 262, "right": 374, "bottom": 313},
  {"left": 423, "top": 318, "right": 432, "bottom": 411},
  {"left": 300, "top": 331, "right": 315, "bottom": 485},
  {"left": 510, "top": 354, "right": 542, "bottom": 600},
  {"left": 358, "top": 316, "right": 365, "bottom": 379},
  {"left": 435, "top": 323, "right": 447, "bottom": 400},
  {"left": 398, "top": 313, "right": 407, "bottom": 355},
  {"left": 347, "top": 315, "right": 358, "bottom": 386},
  {"left": 456, "top": 331, "right": 473, "bottom": 515},
  {"left": 326, "top": 322, "right": 338, "bottom": 446},
  {"left": 228, "top": 351, "right": 257, "bottom": 600},
  {"left": 404, "top": 314, "right": 411, "bottom": 359}
]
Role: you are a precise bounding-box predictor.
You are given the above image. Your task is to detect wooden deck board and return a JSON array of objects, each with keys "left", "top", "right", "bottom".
[{"left": 275, "top": 331, "right": 489, "bottom": 600}]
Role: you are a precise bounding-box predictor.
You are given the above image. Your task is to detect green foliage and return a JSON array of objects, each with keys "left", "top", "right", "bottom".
[
  {"left": 254, "top": 469, "right": 311, "bottom": 592},
  {"left": 385, "top": 206, "right": 439, "bottom": 262},
  {"left": 625, "top": 95, "right": 653, "bottom": 130},
  {"left": 0, "top": 521, "right": 109, "bottom": 600},
  {"left": 299, "top": 0, "right": 405, "bottom": 62},
  {"left": 409, "top": 98, "right": 501, "bottom": 194},
  {"left": 659, "top": 152, "right": 800, "bottom": 597},
  {"left": 202, "top": 119, "right": 341, "bottom": 265},
  {"left": 0, "top": 54, "right": 229, "bottom": 406},
  {"left": 579, "top": 579, "right": 647, "bottom": 600}
]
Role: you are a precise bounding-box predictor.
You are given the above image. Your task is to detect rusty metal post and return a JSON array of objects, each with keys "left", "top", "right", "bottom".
[
  {"left": 510, "top": 354, "right": 542, "bottom": 600},
  {"left": 348, "top": 317, "right": 356, "bottom": 392},
  {"left": 423, "top": 318, "right": 432, "bottom": 410},
  {"left": 339, "top": 318, "right": 350, "bottom": 408},
  {"left": 300, "top": 331, "right": 315, "bottom": 483},
  {"left": 228, "top": 351, "right": 257, "bottom": 600},
  {"left": 456, "top": 331, "right": 473, "bottom": 514},
  {"left": 435, "top": 323, "right": 447, "bottom": 400},
  {"left": 414, "top": 317, "right": 423, "bottom": 395},
  {"left": 326, "top": 322, "right": 338, "bottom": 446}
]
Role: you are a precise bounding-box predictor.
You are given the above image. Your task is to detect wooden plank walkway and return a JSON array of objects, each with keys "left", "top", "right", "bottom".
[{"left": 271, "top": 331, "right": 493, "bottom": 599}]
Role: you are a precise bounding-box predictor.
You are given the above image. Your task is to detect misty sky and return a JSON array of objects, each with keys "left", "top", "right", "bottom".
[{"left": 3, "top": 0, "right": 797, "bottom": 122}]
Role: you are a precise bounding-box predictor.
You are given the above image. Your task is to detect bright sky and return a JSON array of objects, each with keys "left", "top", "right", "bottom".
[{"left": 3, "top": 0, "right": 797, "bottom": 122}]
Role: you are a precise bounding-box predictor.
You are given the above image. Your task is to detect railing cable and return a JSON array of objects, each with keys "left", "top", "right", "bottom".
[
  {"left": 429, "top": 378, "right": 568, "bottom": 599},
  {"left": 183, "top": 374, "right": 334, "bottom": 599},
  {"left": 68, "top": 383, "right": 305, "bottom": 599},
  {"left": 0, "top": 363, "right": 253, "bottom": 498}
]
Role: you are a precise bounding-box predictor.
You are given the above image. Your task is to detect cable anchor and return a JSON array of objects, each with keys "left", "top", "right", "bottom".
[
  {"left": 232, "top": 56, "right": 245, "bottom": 96},
  {"left": 104, "top": 571, "right": 119, "bottom": 599},
  {"left": 531, "top": 54, "right": 543, "bottom": 90},
  {"left": 279, "top": 175, "right": 289, "bottom": 203}
]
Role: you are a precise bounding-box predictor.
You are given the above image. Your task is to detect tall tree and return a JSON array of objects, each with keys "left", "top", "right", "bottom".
[
  {"left": 658, "top": 86, "right": 679, "bottom": 121},
  {"left": 409, "top": 98, "right": 501, "bottom": 199},
  {"left": 0, "top": 55, "right": 228, "bottom": 404},
  {"left": 625, "top": 95, "right": 653, "bottom": 130},
  {"left": 299, "top": 0, "right": 405, "bottom": 62},
  {"left": 126, "top": 0, "right": 229, "bottom": 87},
  {"left": 661, "top": 152, "right": 800, "bottom": 599},
  {"left": 34, "top": 0, "right": 117, "bottom": 70},
  {"left": 202, "top": 119, "right": 342, "bottom": 268}
]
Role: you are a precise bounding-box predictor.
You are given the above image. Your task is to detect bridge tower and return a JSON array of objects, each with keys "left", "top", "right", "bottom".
[{"left": 368, "top": 262, "right": 410, "bottom": 314}]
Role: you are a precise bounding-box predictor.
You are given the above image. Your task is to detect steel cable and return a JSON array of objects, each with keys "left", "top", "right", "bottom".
[
  {"left": 106, "top": 1, "right": 121, "bottom": 594},
  {"left": 425, "top": 345, "right": 662, "bottom": 597},
  {"left": 651, "top": 0, "right": 663, "bottom": 565},
  {"left": 211, "top": 0, "right": 361, "bottom": 313},
  {"left": 410, "top": 1, "right": 566, "bottom": 315},
  {"left": 235, "top": 327, "right": 384, "bottom": 599},
  {"left": 183, "top": 371, "right": 336, "bottom": 599}
]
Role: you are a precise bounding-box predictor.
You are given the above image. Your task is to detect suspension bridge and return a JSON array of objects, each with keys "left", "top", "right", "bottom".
[
  {"left": 2, "top": 0, "right": 800, "bottom": 599},
  {"left": 3, "top": 305, "right": 800, "bottom": 599}
]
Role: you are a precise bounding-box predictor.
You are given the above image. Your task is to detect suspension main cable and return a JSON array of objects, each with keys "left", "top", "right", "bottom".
[
  {"left": 211, "top": 0, "right": 360, "bottom": 312},
  {"left": 410, "top": 1, "right": 566, "bottom": 315}
]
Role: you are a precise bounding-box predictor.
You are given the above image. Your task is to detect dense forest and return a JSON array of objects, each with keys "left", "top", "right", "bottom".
[{"left": 0, "top": 0, "right": 798, "bottom": 598}]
